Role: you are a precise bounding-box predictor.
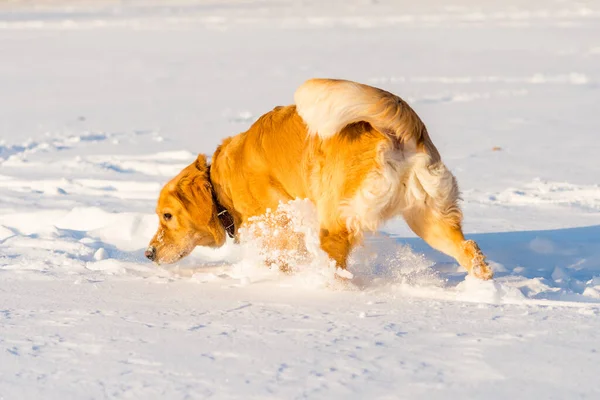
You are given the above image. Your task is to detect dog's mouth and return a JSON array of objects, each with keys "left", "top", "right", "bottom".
[
  {"left": 152, "top": 247, "right": 193, "bottom": 265},
  {"left": 151, "top": 233, "right": 216, "bottom": 265},
  {"left": 176, "top": 250, "right": 190, "bottom": 261}
]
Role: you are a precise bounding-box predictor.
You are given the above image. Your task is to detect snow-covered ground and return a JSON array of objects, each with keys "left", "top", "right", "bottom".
[{"left": 1, "top": 0, "right": 600, "bottom": 398}]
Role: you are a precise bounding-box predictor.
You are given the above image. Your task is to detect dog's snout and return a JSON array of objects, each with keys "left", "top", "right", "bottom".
[{"left": 145, "top": 246, "right": 156, "bottom": 261}]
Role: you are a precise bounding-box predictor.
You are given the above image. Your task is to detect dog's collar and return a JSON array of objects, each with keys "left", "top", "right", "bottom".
[
  {"left": 216, "top": 200, "right": 235, "bottom": 239},
  {"left": 207, "top": 165, "right": 235, "bottom": 239}
]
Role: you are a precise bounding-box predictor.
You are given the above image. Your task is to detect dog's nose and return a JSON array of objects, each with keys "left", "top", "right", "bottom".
[{"left": 145, "top": 246, "right": 156, "bottom": 261}]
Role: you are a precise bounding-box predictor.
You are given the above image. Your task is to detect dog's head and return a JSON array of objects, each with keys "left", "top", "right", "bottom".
[{"left": 145, "top": 154, "right": 227, "bottom": 264}]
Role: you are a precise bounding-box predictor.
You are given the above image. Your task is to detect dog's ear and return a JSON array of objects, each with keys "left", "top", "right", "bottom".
[
  {"left": 176, "top": 155, "right": 212, "bottom": 209},
  {"left": 194, "top": 154, "right": 209, "bottom": 175},
  {"left": 179, "top": 155, "right": 225, "bottom": 245}
]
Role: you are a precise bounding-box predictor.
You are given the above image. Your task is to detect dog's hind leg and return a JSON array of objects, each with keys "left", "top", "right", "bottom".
[
  {"left": 402, "top": 155, "right": 493, "bottom": 280},
  {"left": 403, "top": 206, "right": 492, "bottom": 280}
]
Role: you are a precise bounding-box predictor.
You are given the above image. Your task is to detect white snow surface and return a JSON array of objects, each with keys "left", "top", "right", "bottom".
[{"left": 1, "top": 0, "right": 600, "bottom": 398}]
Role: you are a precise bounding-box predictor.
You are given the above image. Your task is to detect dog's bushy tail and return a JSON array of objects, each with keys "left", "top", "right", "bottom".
[
  {"left": 295, "top": 78, "right": 460, "bottom": 223},
  {"left": 294, "top": 78, "right": 428, "bottom": 148}
]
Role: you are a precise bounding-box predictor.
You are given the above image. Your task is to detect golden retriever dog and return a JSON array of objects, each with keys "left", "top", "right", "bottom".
[{"left": 146, "top": 78, "right": 493, "bottom": 280}]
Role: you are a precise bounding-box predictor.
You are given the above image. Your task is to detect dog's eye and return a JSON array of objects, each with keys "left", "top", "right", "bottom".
[{"left": 163, "top": 213, "right": 172, "bottom": 221}]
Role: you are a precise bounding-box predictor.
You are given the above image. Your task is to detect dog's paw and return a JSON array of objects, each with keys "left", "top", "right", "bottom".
[
  {"left": 462, "top": 239, "right": 494, "bottom": 280},
  {"left": 472, "top": 261, "right": 494, "bottom": 280}
]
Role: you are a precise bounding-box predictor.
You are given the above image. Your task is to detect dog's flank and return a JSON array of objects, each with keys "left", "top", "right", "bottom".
[{"left": 147, "top": 78, "right": 493, "bottom": 280}]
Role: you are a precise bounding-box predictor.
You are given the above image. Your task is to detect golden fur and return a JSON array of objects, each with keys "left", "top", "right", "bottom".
[{"left": 147, "top": 78, "right": 493, "bottom": 280}]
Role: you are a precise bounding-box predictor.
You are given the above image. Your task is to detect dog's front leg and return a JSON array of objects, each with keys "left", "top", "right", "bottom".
[{"left": 319, "top": 227, "right": 354, "bottom": 269}]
